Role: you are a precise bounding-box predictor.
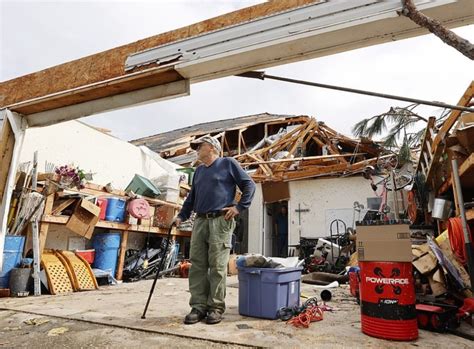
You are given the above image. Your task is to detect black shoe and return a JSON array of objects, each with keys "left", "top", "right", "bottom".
[
  {"left": 206, "top": 310, "right": 222, "bottom": 325},
  {"left": 184, "top": 309, "right": 206, "bottom": 324}
]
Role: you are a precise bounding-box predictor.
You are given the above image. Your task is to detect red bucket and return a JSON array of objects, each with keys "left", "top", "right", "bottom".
[
  {"left": 359, "top": 261, "right": 418, "bottom": 341},
  {"left": 75, "top": 249, "right": 95, "bottom": 264}
]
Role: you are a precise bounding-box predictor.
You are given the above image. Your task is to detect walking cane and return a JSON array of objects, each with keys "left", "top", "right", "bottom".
[{"left": 141, "top": 222, "right": 175, "bottom": 319}]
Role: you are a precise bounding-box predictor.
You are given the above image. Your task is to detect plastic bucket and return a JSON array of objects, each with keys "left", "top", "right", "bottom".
[
  {"left": 9, "top": 268, "right": 31, "bottom": 296},
  {"left": 92, "top": 232, "right": 121, "bottom": 276},
  {"left": 75, "top": 249, "right": 95, "bottom": 264},
  {"left": 105, "top": 198, "right": 126, "bottom": 222},
  {"left": 0, "top": 236, "right": 25, "bottom": 288},
  {"left": 432, "top": 198, "right": 452, "bottom": 220}
]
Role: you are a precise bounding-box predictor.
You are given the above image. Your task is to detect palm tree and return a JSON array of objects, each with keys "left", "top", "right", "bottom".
[{"left": 352, "top": 104, "right": 450, "bottom": 164}]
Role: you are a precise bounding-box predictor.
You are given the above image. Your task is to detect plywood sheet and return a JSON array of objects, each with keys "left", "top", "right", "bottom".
[{"left": 0, "top": 0, "right": 319, "bottom": 109}]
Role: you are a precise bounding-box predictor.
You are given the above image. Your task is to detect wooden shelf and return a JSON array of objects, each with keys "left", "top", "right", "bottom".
[
  {"left": 467, "top": 208, "right": 474, "bottom": 221},
  {"left": 180, "top": 183, "right": 191, "bottom": 191},
  {"left": 438, "top": 153, "right": 474, "bottom": 195},
  {"left": 41, "top": 214, "right": 191, "bottom": 237}
]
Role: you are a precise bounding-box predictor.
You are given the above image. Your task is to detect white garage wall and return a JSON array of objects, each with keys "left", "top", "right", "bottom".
[
  {"left": 247, "top": 183, "right": 263, "bottom": 254},
  {"left": 19, "top": 121, "right": 173, "bottom": 190},
  {"left": 247, "top": 176, "right": 377, "bottom": 253},
  {"left": 288, "top": 176, "right": 375, "bottom": 245}
]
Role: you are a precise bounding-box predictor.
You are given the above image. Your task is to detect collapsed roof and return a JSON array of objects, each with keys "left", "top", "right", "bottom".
[{"left": 132, "top": 113, "right": 385, "bottom": 182}]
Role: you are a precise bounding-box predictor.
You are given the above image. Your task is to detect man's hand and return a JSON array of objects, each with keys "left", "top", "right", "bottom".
[
  {"left": 222, "top": 206, "right": 239, "bottom": 220},
  {"left": 174, "top": 216, "right": 182, "bottom": 226}
]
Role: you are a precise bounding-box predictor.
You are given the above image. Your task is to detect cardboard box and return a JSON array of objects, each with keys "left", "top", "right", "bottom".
[
  {"left": 428, "top": 269, "right": 447, "bottom": 296},
  {"left": 412, "top": 244, "right": 437, "bottom": 275},
  {"left": 356, "top": 224, "right": 411, "bottom": 241},
  {"left": 356, "top": 224, "right": 412, "bottom": 262},
  {"left": 140, "top": 206, "right": 155, "bottom": 227},
  {"left": 66, "top": 199, "right": 100, "bottom": 239}
]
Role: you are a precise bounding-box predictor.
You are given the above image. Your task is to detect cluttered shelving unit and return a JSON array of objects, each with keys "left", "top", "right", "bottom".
[{"left": 21, "top": 176, "right": 191, "bottom": 281}]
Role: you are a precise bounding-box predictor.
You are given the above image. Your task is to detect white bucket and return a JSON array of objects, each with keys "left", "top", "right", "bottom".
[{"left": 432, "top": 198, "right": 452, "bottom": 220}]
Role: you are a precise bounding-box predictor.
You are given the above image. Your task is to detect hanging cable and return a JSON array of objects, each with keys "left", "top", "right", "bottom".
[{"left": 237, "top": 71, "right": 474, "bottom": 113}]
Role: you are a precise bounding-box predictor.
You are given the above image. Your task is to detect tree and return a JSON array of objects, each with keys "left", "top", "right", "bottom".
[
  {"left": 352, "top": 104, "right": 450, "bottom": 164},
  {"left": 401, "top": 0, "right": 474, "bottom": 60}
]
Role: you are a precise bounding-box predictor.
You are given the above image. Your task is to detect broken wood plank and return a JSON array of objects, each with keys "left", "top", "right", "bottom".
[
  {"left": 239, "top": 153, "right": 366, "bottom": 166},
  {"left": 51, "top": 198, "right": 76, "bottom": 215},
  {"left": 0, "top": 0, "right": 320, "bottom": 110},
  {"left": 426, "top": 81, "right": 474, "bottom": 187},
  {"left": 0, "top": 117, "right": 15, "bottom": 203},
  {"left": 438, "top": 152, "right": 474, "bottom": 194}
]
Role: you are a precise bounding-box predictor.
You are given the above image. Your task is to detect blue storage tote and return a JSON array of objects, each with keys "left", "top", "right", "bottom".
[
  {"left": 0, "top": 236, "right": 26, "bottom": 288},
  {"left": 237, "top": 266, "right": 302, "bottom": 319},
  {"left": 105, "top": 198, "right": 126, "bottom": 222}
]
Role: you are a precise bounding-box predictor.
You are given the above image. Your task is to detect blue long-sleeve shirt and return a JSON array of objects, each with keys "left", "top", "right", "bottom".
[{"left": 178, "top": 157, "right": 256, "bottom": 221}]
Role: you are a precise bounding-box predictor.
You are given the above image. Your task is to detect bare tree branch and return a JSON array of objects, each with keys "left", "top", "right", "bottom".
[{"left": 401, "top": 0, "right": 474, "bottom": 60}]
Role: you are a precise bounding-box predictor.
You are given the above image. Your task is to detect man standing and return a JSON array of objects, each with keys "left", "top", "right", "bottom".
[{"left": 175, "top": 136, "right": 256, "bottom": 325}]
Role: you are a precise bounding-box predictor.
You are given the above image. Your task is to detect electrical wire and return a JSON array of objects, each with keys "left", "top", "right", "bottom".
[{"left": 448, "top": 217, "right": 473, "bottom": 265}]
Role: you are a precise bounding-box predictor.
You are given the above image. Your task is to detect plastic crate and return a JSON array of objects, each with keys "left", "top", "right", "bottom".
[
  {"left": 125, "top": 174, "right": 161, "bottom": 198},
  {"left": 237, "top": 266, "right": 302, "bottom": 319}
]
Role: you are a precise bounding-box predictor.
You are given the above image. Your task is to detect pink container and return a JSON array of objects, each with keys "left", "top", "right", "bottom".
[{"left": 127, "top": 199, "right": 150, "bottom": 219}]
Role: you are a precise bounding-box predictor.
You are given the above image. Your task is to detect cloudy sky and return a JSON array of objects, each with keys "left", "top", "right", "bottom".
[{"left": 1, "top": 0, "right": 473, "bottom": 141}]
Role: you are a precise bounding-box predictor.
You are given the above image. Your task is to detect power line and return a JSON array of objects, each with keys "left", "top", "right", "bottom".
[{"left": 237, "top": 71, "right": 474, "bottom": 113}]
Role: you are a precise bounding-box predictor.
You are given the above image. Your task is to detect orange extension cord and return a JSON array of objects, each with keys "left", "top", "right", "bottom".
[{"left": 448, "top": 217, "right": 473, "bottom": 265}]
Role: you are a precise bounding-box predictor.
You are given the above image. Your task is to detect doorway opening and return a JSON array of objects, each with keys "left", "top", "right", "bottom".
[{"left": 263, "top": 200, "right": 288, "bottom": 257}]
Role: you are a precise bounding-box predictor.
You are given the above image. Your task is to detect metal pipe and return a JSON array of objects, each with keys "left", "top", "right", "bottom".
[
  {"left": 451, "top": 159, "right": 474, "bottom": 291},
  {"left": 237, "top": 71, "right": 474, "bottom": 113}
]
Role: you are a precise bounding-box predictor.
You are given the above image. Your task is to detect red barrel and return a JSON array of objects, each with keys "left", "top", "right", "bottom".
[{"left": 359, "top": 261, "right": 418, "bottom": 341}]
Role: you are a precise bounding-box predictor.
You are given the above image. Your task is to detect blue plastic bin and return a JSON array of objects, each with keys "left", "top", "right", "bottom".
[
  {"left": 0, "top": 236, "right": 25, "bottom": 288},
  {"left": 92, "top": 232, "right": 121, "bottom": 276},
  {"left": 237, "top": 266, "right": 302, "bottom": 319},
  {"left": 105, "top": 198, "right": 126, "bottom": 222}
]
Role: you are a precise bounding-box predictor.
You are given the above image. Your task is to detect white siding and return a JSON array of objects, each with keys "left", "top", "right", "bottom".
[
  {"left": 19, "top": 121, "right": 172, "bottom": 190},
  {"left": 288, "top": 177, "right": 375, "bottom": 244},
  {"left": 248, "top": 176, "right": 376, "bottom": 253},
  {"left": 247, "top": 183, "right": 263, "bottom": 254}
]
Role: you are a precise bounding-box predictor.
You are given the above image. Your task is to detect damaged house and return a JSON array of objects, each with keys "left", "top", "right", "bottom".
[{"left": 132, "top": 113, "right": 392, "bottom": 256}]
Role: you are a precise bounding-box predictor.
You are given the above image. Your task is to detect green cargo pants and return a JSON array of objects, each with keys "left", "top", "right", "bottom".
[{"left": 189, "top": 216, "right": 235, "bottom": 314}]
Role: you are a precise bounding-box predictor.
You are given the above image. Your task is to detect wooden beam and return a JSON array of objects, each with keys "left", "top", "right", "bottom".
[
  {"left": 415, "top": 116, "right": 436, "bottom": 174},
  {"left": 41, "top": 214, "right": 191, "bottom": 237},
  {"left": 39, "top": 194, "right": 55, "bottom": 253},
  {"left": 0, "top": 117, "right": 15, "bottom": 203},
  {"left": 467, "top": 208, "right": 474, "bottom": 221},
  {"left": 238, "top": 129, "right": 242, "bottom": 155},
  {"left": 116, "top": 230, "right": 129, "bottom": 281},
  {"left": 438, "top": 153, "right": 474, "bottom": 194},
  {"left": 239, "top": 153, "right": 366, "bottom": 166},
  {"left": 61, "top": 183, "right": 181, "bottom": 209},
  {"left": 426, "top": 81, "right": 474, "bottom": 187},
  {"left": 0, "top": 0, "right": 319, "bottom": 111},
  {"left": 50, "top": 198, "right": 76, "bottom": 215}
]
